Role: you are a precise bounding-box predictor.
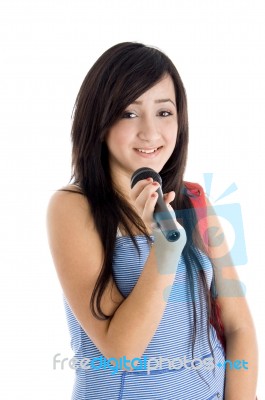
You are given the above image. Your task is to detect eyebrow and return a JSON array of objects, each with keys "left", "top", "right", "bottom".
[{"left": 132, "top": 98, "right": 176, "bottom": 107}]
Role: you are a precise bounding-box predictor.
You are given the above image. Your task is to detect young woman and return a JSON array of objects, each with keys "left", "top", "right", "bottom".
[{"left": 47, "top": 42, "right": 258, "bottom": 399}]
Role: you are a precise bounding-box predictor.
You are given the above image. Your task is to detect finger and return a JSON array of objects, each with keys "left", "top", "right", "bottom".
[
  {"left": 163, "top": 191, "right": 176, "bottom": 205},
  {"left": 134, "top": 181, "right": 160, "bottom": 212},
  {"left": 130, "top": 178, "right": 153, "bottom": 201},
  {"left": 142, "top": 191, "right": 159, "bottom": 228}
]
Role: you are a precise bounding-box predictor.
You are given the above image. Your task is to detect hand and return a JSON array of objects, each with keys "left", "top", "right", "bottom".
[{"left": 130, "top": 177, "right": 176, "bottom": 232}]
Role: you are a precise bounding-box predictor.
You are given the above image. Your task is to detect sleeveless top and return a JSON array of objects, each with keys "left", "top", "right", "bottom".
[{"left": 63, "top": 183, "right": 226, "bottom": 400}]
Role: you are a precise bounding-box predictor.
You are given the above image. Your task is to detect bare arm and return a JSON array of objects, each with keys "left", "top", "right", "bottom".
[
  {"left": 46, "top": 180, "right": 186, "bottom": 362},
  {"left": 205, "top": 198, "right": 258, "bottom": 399}
]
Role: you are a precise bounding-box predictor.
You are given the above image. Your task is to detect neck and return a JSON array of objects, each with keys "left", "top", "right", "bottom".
[{"left": 111, "top": 169, "right": 133, "bottom": 202}]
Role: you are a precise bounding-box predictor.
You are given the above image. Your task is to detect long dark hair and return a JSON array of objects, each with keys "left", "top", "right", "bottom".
[{"left": 62, "top": 42, "right": 224, "bottom": 355}]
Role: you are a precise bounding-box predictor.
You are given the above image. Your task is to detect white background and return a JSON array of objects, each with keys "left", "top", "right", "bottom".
[{"left": 0, "top": 0, "right": 264, "bottom": 398}]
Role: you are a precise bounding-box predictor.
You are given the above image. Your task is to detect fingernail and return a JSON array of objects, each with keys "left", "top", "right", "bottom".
[
  {"left": 152, "top": 182, "right": 159, "bottom": 186},
  {"left": 146, "top": 177, "right": 153, "bottom": 182}
]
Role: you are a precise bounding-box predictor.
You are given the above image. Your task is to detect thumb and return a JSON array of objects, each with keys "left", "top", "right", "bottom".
[{"left": 163, "top": 191, "right": 175, "bottom": 205}]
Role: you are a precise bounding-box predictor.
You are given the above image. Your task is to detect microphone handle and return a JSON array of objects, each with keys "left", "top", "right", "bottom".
[{"left": 154, "top": 188, "right": 180, "bottom": 242}]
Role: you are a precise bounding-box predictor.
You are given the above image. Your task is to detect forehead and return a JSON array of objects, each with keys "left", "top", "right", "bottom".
[{"left": 134, "top": 75, "right": 176, "bottom": 103}]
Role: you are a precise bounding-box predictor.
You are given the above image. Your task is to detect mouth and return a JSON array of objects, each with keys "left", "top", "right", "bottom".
[{"left": 134, "top": 146, "right": 163, "bottom": 154}]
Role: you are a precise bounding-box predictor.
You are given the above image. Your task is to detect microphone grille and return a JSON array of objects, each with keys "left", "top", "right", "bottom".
[{"left": 131, "top": 167, "right": 162, "bottom": 188}]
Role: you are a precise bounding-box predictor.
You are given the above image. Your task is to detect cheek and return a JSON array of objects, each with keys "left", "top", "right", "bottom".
[
  {"left": 105, "top": 137, "right": 125, "bottom": 159},
  {"left": 172, "top": 122, "right": 178, "bottom": 143},
  {"left": 107, "top": 129, "right": 133, "bottom": 149},
  {"left": 165, "top": 137, "right": 178, "bottom": 159},
  {"left": 165, "top": 131, "right": 178, "bottom": 147},
  {"left": 162, "top": 119, "right": 178, "bottom": 138}
]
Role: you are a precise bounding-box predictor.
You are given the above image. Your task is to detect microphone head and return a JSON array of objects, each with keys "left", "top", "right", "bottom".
[{"left": 131, "top": 167, "right": 162, "bottom": 188}]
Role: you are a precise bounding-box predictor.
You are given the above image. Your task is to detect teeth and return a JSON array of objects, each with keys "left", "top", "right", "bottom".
[{"left": 137, "top": 148, "right": 158, "bottom": 154}]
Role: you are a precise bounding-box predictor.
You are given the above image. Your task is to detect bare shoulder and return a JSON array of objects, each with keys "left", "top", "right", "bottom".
[
  {"left": 46, "top": 184, "right": 105, "bottom": 298},
  {"left": 46, "top": 185, "right": 97, "bottom": 257},
  {"left": 47, "top": 184, "right": 89, "bottom": 222},
  {"left": 59, "top": 183, "right": 85, "bottom": 194}
]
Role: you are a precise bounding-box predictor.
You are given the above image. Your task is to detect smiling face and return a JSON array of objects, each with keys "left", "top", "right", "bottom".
[{"left": 105, "top": 74, "right": 178, "bottom": 192}]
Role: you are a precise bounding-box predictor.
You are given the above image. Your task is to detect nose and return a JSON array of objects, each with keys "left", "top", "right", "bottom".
[{"left": 137, "top": 115, "right": 160, "bottom": 142}]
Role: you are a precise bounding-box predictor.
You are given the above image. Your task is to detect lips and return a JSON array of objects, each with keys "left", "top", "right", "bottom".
[
  {"left": 135, "top": 146, "right": 162, "bottom": 154},
  {"left": 133, "top": 146, "right": 163, "bottom": 158}
]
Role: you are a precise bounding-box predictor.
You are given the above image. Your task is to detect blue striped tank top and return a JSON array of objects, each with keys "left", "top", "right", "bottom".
[{"left": 64, "top": 234, "right": 226, "bottom": 399}]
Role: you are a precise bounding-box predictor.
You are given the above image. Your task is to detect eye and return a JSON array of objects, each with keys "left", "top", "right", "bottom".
[
  {"left": 121, "top": 111, "right": 137, "bottom": 119},
  {"left": 159, "top": 110, "right": 173, "bottom": 117}
]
